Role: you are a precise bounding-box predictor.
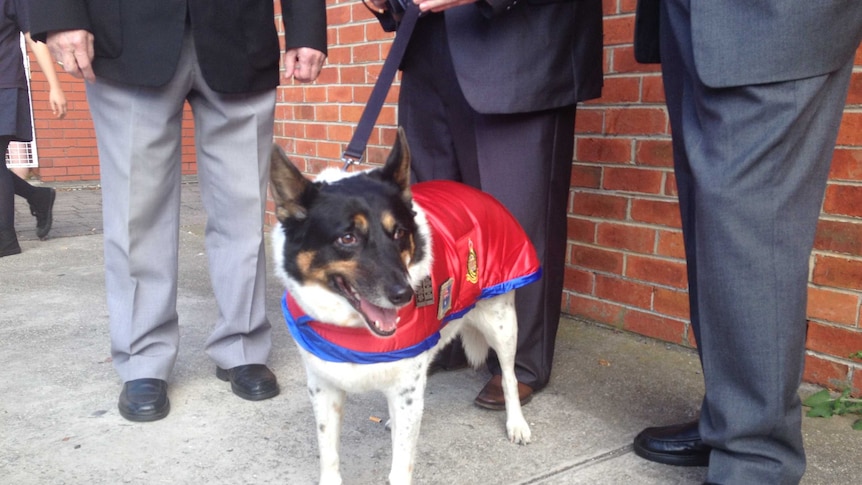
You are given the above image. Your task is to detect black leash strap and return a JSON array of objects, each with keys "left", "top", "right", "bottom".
[{"left": 341, "top": 3, "right": 421, "bottom": 169}]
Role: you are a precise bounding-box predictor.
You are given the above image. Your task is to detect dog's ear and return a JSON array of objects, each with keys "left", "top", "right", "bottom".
[
  {"left": 381, "top": 127, "right": 412, "bottom": 201},
  {"left": 269, "top": 144, "right": 313, "bottom": 222}
]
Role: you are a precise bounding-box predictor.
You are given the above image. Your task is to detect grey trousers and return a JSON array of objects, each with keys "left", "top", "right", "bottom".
[
  {"left": 661, "top": 0, "right": 856, "bottom": 483},
  {"left": 86, "top": 30, "right": 276, "bottom": 382}
]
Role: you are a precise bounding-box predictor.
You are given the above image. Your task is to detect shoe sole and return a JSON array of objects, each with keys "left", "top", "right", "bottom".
[
  {"left": 216, "top": 367, "right": 280, "bottom": 401},
  {"left": 118, "top": 400, "right": 171, "bottom": 422},
  {"left": 632, "top": 442, "right": 710, "bottom": 467}
]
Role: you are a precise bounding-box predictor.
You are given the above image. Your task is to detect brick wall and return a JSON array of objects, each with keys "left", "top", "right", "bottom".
[{"left": 24, "top": 0, "right": 862, "bottom": 395}]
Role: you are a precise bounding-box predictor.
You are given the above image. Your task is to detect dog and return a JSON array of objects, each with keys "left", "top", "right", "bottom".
[{"left": 269, "top": 128, "right": 539, "bottom": 485}]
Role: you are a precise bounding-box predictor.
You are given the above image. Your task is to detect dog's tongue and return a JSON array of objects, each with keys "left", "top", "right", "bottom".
[{"left": 359, "top": 300, "right": 399, "bottom": 335}]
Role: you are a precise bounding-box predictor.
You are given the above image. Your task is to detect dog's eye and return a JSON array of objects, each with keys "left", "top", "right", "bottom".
[
  {"left": 337, "top": 233, "right": 359, "bottom": 247},
  {"left": 392, "top": 228, "right": 407, "bottom": 240}
]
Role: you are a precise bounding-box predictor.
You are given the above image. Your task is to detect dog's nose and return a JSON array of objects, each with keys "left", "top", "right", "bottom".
[{"left": 388, "top": 284, "right": 414, "bottom": 306}]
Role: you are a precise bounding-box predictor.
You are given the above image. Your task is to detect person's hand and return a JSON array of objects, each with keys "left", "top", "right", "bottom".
[
  {"left": 414, "top": 0, "right": 476, "bottom": 13},
  {"left": 48, "top": 86, "right": 67, "bottom": 118},
  {"left": 46, "top": 30, "right": 95, "bottom": 83},
  {"left": 283, "top": 47, "right": 327, "bottom": 83}
]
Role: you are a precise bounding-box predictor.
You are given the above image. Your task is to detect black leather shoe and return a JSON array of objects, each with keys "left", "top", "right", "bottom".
[
  {"left": 633, "top": 420, "right": 711, "bottom": 467},
  {"left": 216, "top": 364, "right": 279, "bottom": 401},
  {"left": 118, "top": 378, "right": 170, "bottom": 422}
]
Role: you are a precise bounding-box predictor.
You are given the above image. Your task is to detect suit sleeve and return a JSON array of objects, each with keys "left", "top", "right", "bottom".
[
  {"left": 28, "top": 0, "right": 92, "bottom": 42},
  {"left": 280, "top": 0, "right": 328, "bottom": 55}
]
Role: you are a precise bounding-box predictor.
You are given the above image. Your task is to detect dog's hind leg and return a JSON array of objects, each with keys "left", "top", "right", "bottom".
[
  {"left": 307, "top": 376, "right": 347, "bottom": 485},
  {"left": 383, "top": 360, "right": 429, "bottom": 485},
  {"left": 471, "top": 294, "right": 532, "bottom": 445}
]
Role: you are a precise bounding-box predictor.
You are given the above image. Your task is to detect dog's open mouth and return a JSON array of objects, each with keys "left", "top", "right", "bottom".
[{"left": 334, "top": 276, "right": 400, "bottom": 337}]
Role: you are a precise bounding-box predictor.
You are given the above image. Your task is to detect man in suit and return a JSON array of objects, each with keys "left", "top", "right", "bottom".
[
  {"left": 367, "top": 0, "right": 603, "bottom": 408},
  {"left": 29, "top": 1, "right": 327, "bottom": 422},
  {"left": 631, "top": 0, "right": 862, "bottom": 482}
]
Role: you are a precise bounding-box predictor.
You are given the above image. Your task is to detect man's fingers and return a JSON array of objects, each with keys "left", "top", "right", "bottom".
[
  {"left": 47, "top": 30, "right": 96, "bottom": 82},
  {"left": 284, "top": 48, "right": 326, "bottom": 83},
  {"left": 73, "top": 48, "right": 96, "bottom": 82}
]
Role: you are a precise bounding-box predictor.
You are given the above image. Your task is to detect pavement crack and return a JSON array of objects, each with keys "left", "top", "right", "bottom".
[{"left": 515, "top": 444, "right": 634, "bottom": 484}]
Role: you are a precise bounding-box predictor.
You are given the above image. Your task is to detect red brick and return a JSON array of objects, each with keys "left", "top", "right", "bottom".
[
  {"left": 852, "top": 371, "right": 862, "bottom": 397},
  {"left": 596, "top": 222, "right": 656, "bottom": 253},
  {"left": 619, "top": 0, "right": 638, "bottom": 13},
  {"left": 351, "top": 43, "right": 381, "bottom": 63},
  {"left": 803, "top": 353, "right": 850, "bottom": 391},
  {"left": 806, "top": 286, "right": 859, "bottom": 327},
  {"left": 339, "top": 65, "right": 367, "bottom": 84},
  {"left": 326, "top": 85, "right": 354, "bottom": 103},
  {"left": 656, "top": 229, "right": 686, "bottom": 259},
  {"left": 570, "top": 244, "right": 625, "bottom": 274},
  {"left": 578, "top": 136, "right": 633, "bottom": 163},
  {"left": 624, "top": 310, "right": 688, "bottom": 344},
  {"left": 653, "top": 287, "right": 690, "bottom": 319},
  {"left": 812, "top": 254, "right": 862, "bottom": 291},
  {"left": 325, "top": 45, "right": 351, "bottom": 65},
  {"left": 837, "top": 111, "right": 862, "bottom": 145},
  {"left": 829, "top": 148, "right": 862, "bottom": 181},
  {"left": 630, "top": 198, "right": 681, "bottom": 228},
  {"left": 567, "top": 217, "right": 596, "bottom": 244},
  {"left": 627, "top": 254, "right": 688, "bottom": 289},
  {"left": 340, "top": 105, "right": 364, "bottom": 123},
  {"left": 605, "top": 107, "right": 668, "bottom": 135},
  {"left": 564, "top": 267, "right": 594, "bottom": 295},
  {"left": 572, "top": 192, "right": 628, "bottom": 219},
  {"left": 568, "top": 294, "right": 627, "bottom": 328},
  {"left": 571, "top": 165, "right": 603, "bottom": 189},
  {"left": 603, "top": 167, "right": 664, "bottom": 194},
  {"left": 596, "top": 275, "right": 653, "bottom": 309},
  {"left": 317, "top": 140, "right": 342, "bottom": 160},
  {"left": 807, "top": 322, "right": 862, "bottom": 361},
  {"left": 822, "top": 184, "right": 862, "bottom": 217},
  {"left": 326, "top": 3, "right": 352, "bottom": 25},
  {"left": 366, "top": 24, "right": 394, "bottom": 42},
  {"left": 337, "top": 24, "right": 366, "bottom": 45},
  {"left": 602, "top": 0, "right": 618, "bottom": 15},
  {"left": 597, "top": 76, "right": 641, "bottom": 103},
  {"left": 846, "top": 71, "right": 862, "bottom": 105},
  {"left": 640, "top": 74, "right": 666, "bottom": 103},
  {"left": 575, "top": 108, "right": 605, "bottom": 134},
  {"left": 636, "top": 139, "right": 673, "bottom": 168},
  {"left": 814, "top": 219, "right": 862, "bottom": 257},
  {"left": 665, "top": 171, "right": 679, "bottom": 196}
]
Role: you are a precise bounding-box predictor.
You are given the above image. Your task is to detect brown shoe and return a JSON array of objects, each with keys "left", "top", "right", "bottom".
[{"left": 474, "top": 374, "right": 533, "bottom": 411}]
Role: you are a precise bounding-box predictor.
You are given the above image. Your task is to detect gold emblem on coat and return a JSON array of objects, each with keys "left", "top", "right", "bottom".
[{"left": 466, "top": 239, "right": 478, "bottom": 284}]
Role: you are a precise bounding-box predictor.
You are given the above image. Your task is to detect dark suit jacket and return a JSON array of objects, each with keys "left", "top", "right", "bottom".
[
  {"left": 635, "top": 0, "right": 862, "bottom": 88},
  {"left": 29, "top": 0, "right": 327, "bottom": 94},
  {"left": 379, "top": 0, "right": 603, "bottom": 115}
]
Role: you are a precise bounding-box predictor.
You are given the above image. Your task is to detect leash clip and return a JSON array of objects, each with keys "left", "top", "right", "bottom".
[{"left": 340, "top": 153, "right": 363, "bottom": 171}]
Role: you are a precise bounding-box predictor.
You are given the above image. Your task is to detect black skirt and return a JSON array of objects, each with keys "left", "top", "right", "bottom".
[{"left": 0, "top": 87, "right": 33, "bottom": 142}]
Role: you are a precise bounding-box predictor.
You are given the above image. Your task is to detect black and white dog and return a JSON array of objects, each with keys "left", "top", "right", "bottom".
[{"left": 269, "top": 129, "right": 540, "bottom": 485}]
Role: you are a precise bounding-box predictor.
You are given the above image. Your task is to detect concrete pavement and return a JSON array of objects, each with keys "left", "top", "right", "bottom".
[{"left": 2, "top": 178, "right": 860, "bottom": 484}]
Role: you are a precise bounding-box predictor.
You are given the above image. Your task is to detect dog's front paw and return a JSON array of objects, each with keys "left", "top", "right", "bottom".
[
  {"left": 507, "top": 418, "right": 532, "bottom": 445},
  {"left": 319, "top": 472, "right": 343, "bottom": 485}
]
